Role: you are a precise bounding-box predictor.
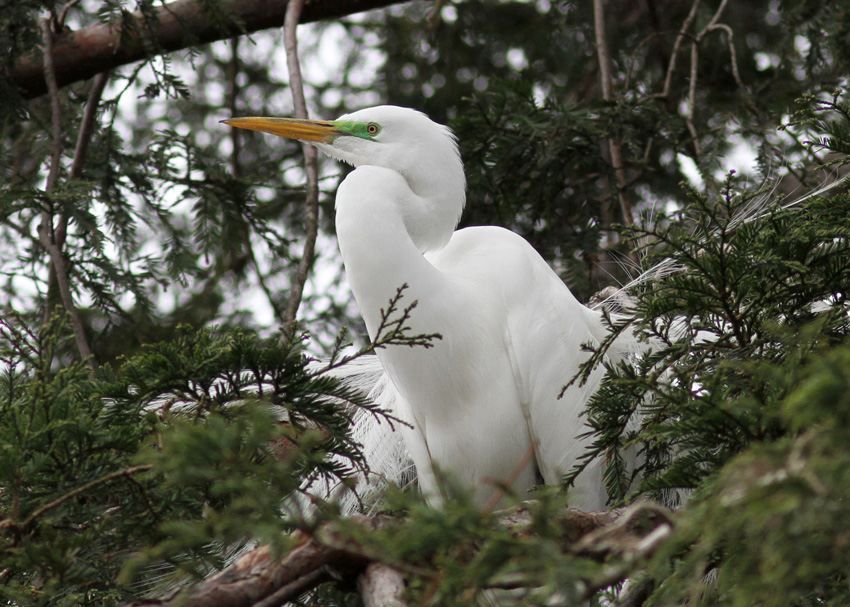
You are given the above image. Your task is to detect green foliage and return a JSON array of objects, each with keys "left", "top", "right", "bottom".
[
  {"left": 451, "top": 84, "right": 685, "bottom": 299},
  {"left": 0, "top": 317, "right": 386, "bottom": 604},
  {"left": 783, "top": 91, "right": 850, "bottom": 163},
  {"left": 576, "top": 176, "right": 850, "bottom": 503},
  {"left": 3, "top": 0, "right": 850, "bottom": 605},
  {"left": 647, "top": 342, "right": 850, "bottom": 607},
  {"left": 573, "top": 96, "right": 850, "bottom": 604}
]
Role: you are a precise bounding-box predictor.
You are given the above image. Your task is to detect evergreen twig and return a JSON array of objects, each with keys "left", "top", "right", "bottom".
[{"left": 18, "top": 465, "right": 153, "bottom": 532}]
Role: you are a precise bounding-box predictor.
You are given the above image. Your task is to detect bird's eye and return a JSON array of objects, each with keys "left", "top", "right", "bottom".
[{"left": 366, "top": 123, "right": 380, "bottom": 136}]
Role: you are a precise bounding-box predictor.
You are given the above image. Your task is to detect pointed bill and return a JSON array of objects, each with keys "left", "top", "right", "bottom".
[{"left": 222, "top": 117, "right": 343, "bottom": 143}]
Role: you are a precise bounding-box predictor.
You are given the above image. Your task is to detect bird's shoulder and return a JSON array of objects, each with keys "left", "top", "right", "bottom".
[
  {"left": 426, "top": 226, "right": 570, "bottom": 305},
  {"left": 426, "top": 225, "right": 596, "bottom": 342},
  {"left": 428, "top": 226, "right": 546, "bottom": 272}
]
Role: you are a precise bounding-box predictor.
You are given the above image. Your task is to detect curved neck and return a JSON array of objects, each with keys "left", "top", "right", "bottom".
[
  {"left": 401, "top": 172, "right": 463, "bottom": 253},
  {"left": 395, "top": 143, "right": 465, "bottom": 252},
  {"left": 335, "top": 166, "right": 444, "bottom": 337}
]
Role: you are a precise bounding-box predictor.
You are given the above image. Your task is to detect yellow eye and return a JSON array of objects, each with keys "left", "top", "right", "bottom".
[{"left": 367, "top": 123, "right": 380, "bottom": 135}]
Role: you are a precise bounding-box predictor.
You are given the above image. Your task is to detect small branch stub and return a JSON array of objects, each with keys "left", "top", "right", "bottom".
[{"left": 358, "top": 563, "right": 409, "bottom": 607}]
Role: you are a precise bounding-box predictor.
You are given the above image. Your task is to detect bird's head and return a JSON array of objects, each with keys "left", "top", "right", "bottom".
[{"left": 223, "top": 105, "right": 465, "bottom": 204}]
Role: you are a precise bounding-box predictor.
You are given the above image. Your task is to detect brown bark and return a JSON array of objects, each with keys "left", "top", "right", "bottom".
[
  {"left": 9, "top": 0, "right": 409, "bottom": 99},
  {"left": 124, "top": 516, "right": 386, "bottom": 607},
  {"left": 121, "top": 503, "right": 673, "bottom": 607}
]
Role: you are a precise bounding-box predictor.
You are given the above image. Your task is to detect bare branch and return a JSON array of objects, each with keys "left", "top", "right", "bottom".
[
  {"left": 56, "top": 70, "right": 110, "bottom": 250},
  {"left": 699, "top": 0, "right": 731, "bottom": 36},
  {"left": 481, "top": 442, "right": 537, "bottom": 514},
  {"left": 38, "top": 19, "right": 95, "bottom": 366},
  {"left": 9, "top": 0, "right": 409, "bottom": 99},
  {"left": 281, "top": 0, "right": 321, "bottom": 340},
  {"left": 252, "top": 568, "right": 329, "bottom": 607},
  {"left": 593, "top": 0, "right": 614, "bottom": 102},
  {"left": 592, "top": 0, "right": 634, "bottom": 227},
  {"left": 682, "top": 0, "right": 733, "bottom": 164},
  {"left": 658, "top": 0, "right": 701, "bottom": 100},
  {"left": 122, "top": 517, "right": 389, "bottom": 607},
  {"left": 707, "top": 23, "right": 744, "bottom": 90},
  {"left": 38, "top": 235, "right": 96, "bottom": 366},
  {"left": 686, "top": 42, "right": 703, "bottom": 162},
  {"left": 571, "top": 502, "right": 673, "bottom": 601},
  {"left": 69, "top": 71, "right": 110, "bottom": 181},
  {"left": 40, "top": 19, "right": 63, "bottom": 192},
  {"left": 57, "top": 0, "right": 83, "bottom": 30},
  {"left": 650, "top": 0, "right": 742, "bottom": 188}
]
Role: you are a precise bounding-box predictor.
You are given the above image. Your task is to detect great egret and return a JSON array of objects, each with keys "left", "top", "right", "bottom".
[{"left": 225, "top": 106, "right": 637, "bottom": 510}]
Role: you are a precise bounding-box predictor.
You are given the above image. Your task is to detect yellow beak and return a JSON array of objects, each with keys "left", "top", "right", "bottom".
[{"left": 222, "top": 117, "right": 343, "bottom": 143}]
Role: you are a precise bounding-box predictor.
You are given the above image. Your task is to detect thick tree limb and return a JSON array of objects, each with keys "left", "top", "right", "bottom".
[
  {"left": 122, "top": 504, "right": 672, "bottom": 607},
  {"left": 9, "top": 0, "right": 409, "bottom": 99},
  {"left": 123, "top": 516, "right": 387, "bottom": 607}
]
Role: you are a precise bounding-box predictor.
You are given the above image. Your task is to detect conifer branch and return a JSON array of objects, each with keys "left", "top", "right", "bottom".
[
  {"left": 658, "top": 0, "right": 701, "bottom": 100},
  {"left": 369, "top": 285, "right": 442, "bottom": 351},
  {"left": 320, "top": 284, "right": 442, "bottom": 378},
  {"left": 15, "top": 465, "right": 153, "bottom": 532},
  {"left": 281, "top": 0, "right": 321, "bottom": 342}
]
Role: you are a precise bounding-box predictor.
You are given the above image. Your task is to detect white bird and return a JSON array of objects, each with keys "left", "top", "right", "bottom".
[{"left": 225, "top": 106, "right": 638, "bottom": 511}]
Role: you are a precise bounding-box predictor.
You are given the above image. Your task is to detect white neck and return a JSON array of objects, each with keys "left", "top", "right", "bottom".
[
  {"left": 395, "top": 153, "right": 465, "bottom": 252},
  {"left": 335, "top": 165, "right": 444, "bottom": 337}
]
